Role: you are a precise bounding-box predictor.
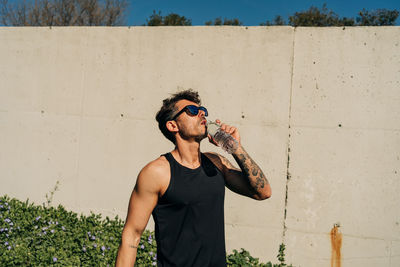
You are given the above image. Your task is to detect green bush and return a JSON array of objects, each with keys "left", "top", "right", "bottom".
[
  {"left": 0, "top": 195, "right": 293, "bottom": 266},
  {"left": 226, "top": 245, "right": 293, "bottom": 267},
  {"left": 0, "top": 195, "right": 124, "bottom": 265}
]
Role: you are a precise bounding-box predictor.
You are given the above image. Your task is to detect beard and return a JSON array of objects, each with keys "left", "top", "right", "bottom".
[
  {"left": 178, "top": 122, "right": 207, "bottom": 142},
  {"left": 194, "top": 130, "right": 208, "bottom": 142}
]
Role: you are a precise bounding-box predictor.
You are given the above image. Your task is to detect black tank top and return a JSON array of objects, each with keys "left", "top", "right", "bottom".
[{"left": 152, "top": 152, "right": 227, "bottom": 267}]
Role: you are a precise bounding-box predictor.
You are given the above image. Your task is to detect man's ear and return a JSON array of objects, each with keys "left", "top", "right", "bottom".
[{"left": 166, "top": 120, "right": 179, "bottom": 133}]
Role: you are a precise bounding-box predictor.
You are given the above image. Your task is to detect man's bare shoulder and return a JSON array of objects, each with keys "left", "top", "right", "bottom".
[
  {"left": 135, "top": 155, "right": 170, "bottom": 195},
  {"left": 140, "top": 155, "right": 170, "bottom": 178}
]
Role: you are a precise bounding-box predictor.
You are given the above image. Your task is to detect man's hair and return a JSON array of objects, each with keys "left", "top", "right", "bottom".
[{"left": 155, "top": 89, "right": 201, "bottom": 144}]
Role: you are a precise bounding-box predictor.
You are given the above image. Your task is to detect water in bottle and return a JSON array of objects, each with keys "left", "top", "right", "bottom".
[{"left": 206, "top": 120, "right": 239, "bottom": 154}]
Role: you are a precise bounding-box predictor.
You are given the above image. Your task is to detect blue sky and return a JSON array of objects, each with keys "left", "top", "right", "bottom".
[{"left": 126, "top": 0, "right": 400, "bottom": 26}]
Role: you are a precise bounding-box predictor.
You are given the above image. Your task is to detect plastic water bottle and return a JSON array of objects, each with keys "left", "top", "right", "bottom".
[{"left": 207, "top": 120, "right": 239, "bottom": 154}]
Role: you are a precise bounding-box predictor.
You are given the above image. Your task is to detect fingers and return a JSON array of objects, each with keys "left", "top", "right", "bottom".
[
  {"left": 211, "top": 119, "right": 240, "bottom": 144},
  {"left": 214, "top": 119, "right": 237, "bottom": 134},
  {"left": 219, "top": 123, "right": 237, "bottom": 135}
]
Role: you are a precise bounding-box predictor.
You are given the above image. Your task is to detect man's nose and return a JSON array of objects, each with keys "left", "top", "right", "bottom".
[{"left": 198, "top": 110, "right": 206, "bottom": 118}]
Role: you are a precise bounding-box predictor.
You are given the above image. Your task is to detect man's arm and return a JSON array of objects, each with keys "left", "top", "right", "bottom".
[
  {"left": 206, "top": 120, "right": 271, "bottom": 200},
  {"left": 115, "top": 161, "right": 164, "bottom": 266},
  {"left": 231, "top": 145, "right": 271, "bottom": 200},
  {"left": 206, "top": 148, "right": 271, "bottom": 200}
]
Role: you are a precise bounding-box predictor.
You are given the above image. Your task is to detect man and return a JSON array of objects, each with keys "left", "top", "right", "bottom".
[{"left": 115, "top": 89, "right": 271, "bottom": 267}]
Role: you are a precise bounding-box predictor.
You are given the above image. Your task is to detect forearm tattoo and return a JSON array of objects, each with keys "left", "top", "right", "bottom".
[
  {"left": 232, "top": 147, "right": 269, "bottom": 193},
  {"left": 129, "top": 244, "right": 138, "bottom": 249}
]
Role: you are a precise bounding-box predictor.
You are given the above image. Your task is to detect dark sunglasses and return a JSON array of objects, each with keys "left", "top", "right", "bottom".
[{"left": 172, "top": 105, "right": 208, "bottom": 120}]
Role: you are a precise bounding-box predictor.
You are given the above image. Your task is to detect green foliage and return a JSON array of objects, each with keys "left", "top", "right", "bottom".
[
  {"left": 134, "top": 230, "right": 157, "bottom": 266},
  {"left": 0, "top": 0, "right": 128, "bottom": 26},
  {"left": 260, "top": 15, "right": 286, "bottom": 26},
  {"left": 227, "top": 248, "right": 271, "bottom": 266},
  {"left": 2, "top": 1, "right": 397, "bottom": 27},
  {"left": 205, "top": 17, "right": 243, "bottom": 26},
  {"left": 44, "top": 181, "right": 60, "bottom": 208},
  {"left": 1, "top": 195, "right": 125, "bottom": 266},
  {"left": 146, "top": 10, "right": 192, "bottom": 26},
  {"left": 226, "top": 245, "right": 293, "bottom": 267},
  {"left": 276, "top": 243, "right": 293, "bottom": 267},
  {"left": 263, "top": 4, "right": 398, "bottom": 26},
  {"left": 1, "top": 195, "right": 294, "bottom": 266},
  {"left": 288, "top": 3, "right": 355, "bottom": 27},
  {"left": 357, "top": 8, "right": 399, "bottom": 26}
]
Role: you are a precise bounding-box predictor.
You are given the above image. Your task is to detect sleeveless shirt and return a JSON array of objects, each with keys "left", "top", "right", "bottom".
[{"left": 152, "top": 152, "right": 227, "bottom": 267}]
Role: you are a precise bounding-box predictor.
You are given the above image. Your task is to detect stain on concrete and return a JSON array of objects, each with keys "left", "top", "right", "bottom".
[{"left": 330, "top": 224, "right": 342, "bottom": 267}]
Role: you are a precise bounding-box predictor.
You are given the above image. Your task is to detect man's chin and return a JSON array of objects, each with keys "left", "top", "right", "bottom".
[{"left": 195, "top": 132, "right": 208, "bottom": 142}]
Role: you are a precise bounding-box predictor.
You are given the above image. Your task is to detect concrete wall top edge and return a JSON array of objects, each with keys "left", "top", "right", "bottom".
[
  {"left": 1, "top": 26, "right": 398, "bottom": 30},
  {"left": 0, "top": 26, "right": 295, "bottom": 33}
]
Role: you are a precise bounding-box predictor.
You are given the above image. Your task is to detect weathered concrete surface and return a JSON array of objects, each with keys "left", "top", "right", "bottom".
[
  {"left": 0, "top": 26, "right": 293, "bottom": 263},
  {"left": 0, "top": 26, "right": 399, "bottom": 266},
  {"left": 286, "top": 27, "right": 400, "bottom": 267}
]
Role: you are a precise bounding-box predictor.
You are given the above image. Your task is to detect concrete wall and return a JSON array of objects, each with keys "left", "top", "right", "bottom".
[{"left": 0, "top": 27, "right": 399, "bottom": 266}]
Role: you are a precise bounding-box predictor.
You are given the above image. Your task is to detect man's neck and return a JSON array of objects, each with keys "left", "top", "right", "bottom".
[{"left": 172, "top": 140, "right": 202, "bottom": 169}]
